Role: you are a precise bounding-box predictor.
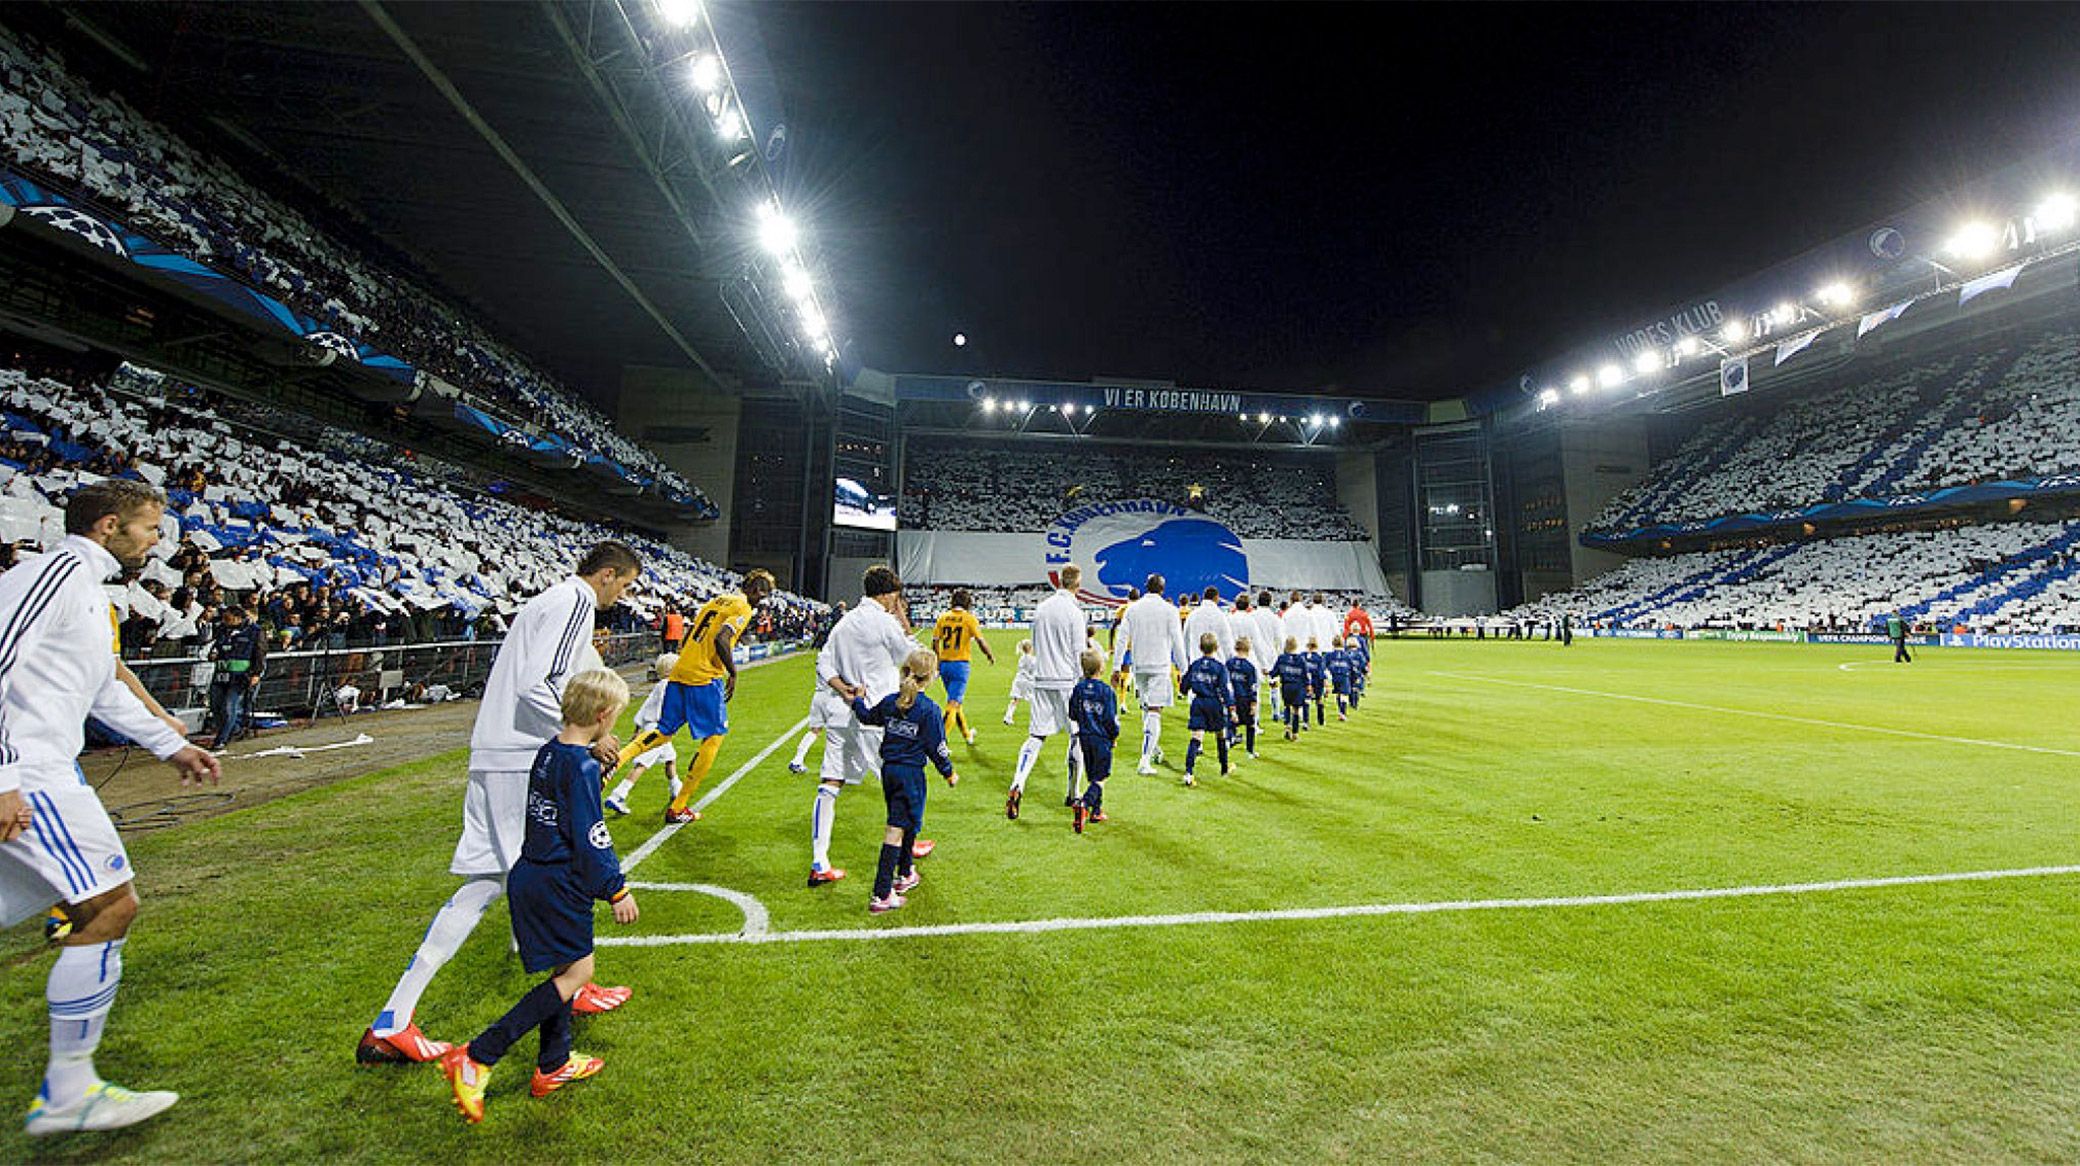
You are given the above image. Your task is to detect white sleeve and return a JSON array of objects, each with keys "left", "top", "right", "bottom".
[
  {"left": 1169, "top": 610, "right": 1190, "bottom": 670},
  {"left": 519, "top": 588, "right": 591, "bottom": 735},
  {"left": 89, "top": 670, "right": 186, "bottom": 760},
  {"left": 1112, "top": 612, "right": 1132, "bottom": 671}
]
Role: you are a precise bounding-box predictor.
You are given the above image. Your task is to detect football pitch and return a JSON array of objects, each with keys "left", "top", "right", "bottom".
[{"left": 6, "top": 637, "right": 2080, "bottom": 1162}]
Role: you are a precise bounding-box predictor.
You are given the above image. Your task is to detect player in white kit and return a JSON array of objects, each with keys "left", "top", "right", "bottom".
[
  {"left": 1113, "top": 574, "right": 1190, "bottom": 775},
  {"left": 806, "top": 565, "right": 919, "bottom": 885},
  {"left": 1006, "top": 565, "right": 1090, "bottom": 820},
  {"left": 0, "top": 482, "right": 221, "bottom": 1136}
]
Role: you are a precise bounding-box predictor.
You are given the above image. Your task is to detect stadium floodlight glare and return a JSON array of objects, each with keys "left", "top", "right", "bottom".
[
  {"left": 1018, "top": 400, "right": 1031, "bottom": 412},
  {"left": 657, "top": 0, "right": 701, "bottom": 27},
  {"left": 1945, "top": 220, "right": 1999, "bottom": 259},
  {"left": 1328, "top": 416, "right": 1341, "bottom": 428},
  {"left": 1537, "top": 387, "right": 1561, "bottom": 407},
  {"left": 1771, "top": 302, "right": 1798, "bottom": 327},
  {"left": 1632, "top": 350, "right": 1659, "bottom": 376},
  {"left": 1721, "top": 319, "right": 1748, "bottom": 344},
  {"left": 2036, "top": 193, "right": 2078, "bottom": 232},
  {"left": 1307, "top": 413, "right": 1322, "bottom": 426},
  {"left": 800, "top": 307, "right": 827, "bottom": 338},
  {"left": 715, "top": 106, "right": 744, "bottom": 142},
  {"left": 953, "top": 332, "right": 967, "bottom": 347},
  {"left": 1815, "top": 281, "right": 1853, "bottom": 308},
  {"left": 689, "top": 54, "right": 722, "bottom": 92},
  {"left": 1257, "top": 412, "right": 1271, "bottom": 424},
  {"left": 1596, "top": 363, "right": 1624, "bottom": 388},
  {"left": 756, "top": 207, "right": 798, "bottom": 256},
  {"left": 782, "top": 266, "right": 813, "bottom": 303},
  {"left": 1673, "top": 336, "right": 1700, "bottom": 357},
  {"left": 983, "top": 399, "right": 997, "bottom": 412},
  {"left": 1568, "top": 374, "right": 1591, "bottom": 395}
]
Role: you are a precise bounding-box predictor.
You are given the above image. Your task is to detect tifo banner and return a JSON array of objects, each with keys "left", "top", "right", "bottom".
[
  {"left": 1583, "top": 471, "right": 2080, "bottom": 546},
  {"left": 1689, "top": 629, "right": 1803, "bottom": 642},
  {"left": 896, "top": 519, "right": 1387, "bottom": 598},
  {"left": 1943, "top": 632, "right": 2080, "bottom": 651}
]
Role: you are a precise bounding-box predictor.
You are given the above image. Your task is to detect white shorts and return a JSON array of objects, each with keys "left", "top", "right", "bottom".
[
  {"left": 819, "top": 723, "right": 882, "bottom": 787},
  {"left": 807, "top": 686, "right": 848, "bottom": 730},
  {"left": 1009, "top": 674, "right": 1035, "bottom": 700},
  {"left": 1027, "top": 688, "right": 1076, "bottom": 738},
  {"left": 632, "top": 740, "right": 676, "bottom": 769},
  {"left": 1132, "top": 669, "right": 1175, "bottom": 710},
  {"left": 0, "top": 772, "right": 134, "bottom": 926},
  {"left": 450, "top": 768, "right": 528, "bottom": 878}
]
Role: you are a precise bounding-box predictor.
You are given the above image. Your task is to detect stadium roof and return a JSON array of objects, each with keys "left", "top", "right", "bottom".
[{"left": 16, "top": 0, "right": 790, "bottom": 406}]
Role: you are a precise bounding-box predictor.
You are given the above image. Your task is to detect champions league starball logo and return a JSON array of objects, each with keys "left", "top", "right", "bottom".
[{"left": 1042, "top": 499, "right": 1248, "bottom": 604}]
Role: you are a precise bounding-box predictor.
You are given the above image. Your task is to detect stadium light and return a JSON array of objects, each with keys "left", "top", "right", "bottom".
[
  {"left": 1239, "top": 414, "right": 1249, "bottom": 423},
  {"left": 1945, "top": 220, "right": 1999, "bottom": 259},
  {"left": 657, "top": 0, "right": 701, "bottom": 27},
  {"left": 1596, "top": 363, "right": 1624, "bottom": 388},
  {"left": 800, "top": 306, "right": 827, "bottom": 337},
  {"left": 1257, "top": 412, "right": 1271, "bottom": 424},
  {"left": 1307, "top": 413, "right": 1322, "bottom": 426},
  {"left": 689, "top": 54, "right": 722, "bottom": 92},
  {"left": 1568, "top": 374, "right": 1591, "bottom": 395},
  {"left": 715, "top": 106, "right": 745, "bottom": 142},
  {"left": 1673, "top": 336, "right": 1700, "bottom": 357},
  {"left": 983, "top": 398, "right": 997, "bottom": 412},
  {"left": 2036, "top": 193, "right": 2078, "bottom": 233},
  {"left": 1771, "top": 302, "right": 1798, "bottom": 327},
  {"left": 1018, "top": 400, "right": 1031, "bottom": 412},
  {"left": 1632, "top": 350, "right": 1659, "bottom": 376},
  {"left": 782, "top": 266, "right": 813, "bottom": 303},
  {"left": 953, "top": 333, "right": 967, "bottom": 347},
  {"left": 1815, "top": 281, "right": 1853, "bottom": 308},
  {"left": 1537, "top": 387, "right": 1561, "bottom": 407},
  {"left": 1721, "top": 319, "right": 1748, "bottom": 344},
  {"left": 1328, "top": 416, "right": 1340, "bottom": 428},
  {"left": 756, "top": 206, "right": 798, "bottom": 256}
]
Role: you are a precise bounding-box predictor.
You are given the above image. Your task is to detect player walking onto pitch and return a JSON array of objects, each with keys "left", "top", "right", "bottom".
[
  {"left": 931, "top": 589, "right": 996, "bottom": 745},
  {"left": 603, "top": 656, "right": 682, "bottom": 816},
  {"left": 1181, "top": 633, "right": 1235, "bottom": 785},
  {"left": 1303, "top": 637, "right": 1328, "bottom": 727},
  {"left": 1252, "top": 591, "right": 1284, "bottom": 722},
  {"left": 1272, "top": 637, "right": 1310, "bottom": 741},
  {"left": 442, "top": 670, "right": 640, "bottom": 1124},
  {"left": 1007, "top": 565, "right": 1091, "bottom": 819},
  {"left": 1070, "top": 650, "right": 1119, "bottom": 832},
  {"left": 1328, "top": 636, "right": 1355, "bottom": 721},
  {"left": 1002, "top": 639, "right": 1036, "bottom": 725},
  {"left": 362, "top": 541, "right": 640, "bottom": 1066},
  {"left": 1114, "top": 573, "right": 1189, "bottom": 775},
  {"left": 1227, "top": 636, "right": 1261, "bottom": 759},
  {"left": 0, "top": 482, "right": 221, "bottom": 1136},
  {"left": 606, "top": 570, "right": 775, "bottom": 824},
  {"left": 850, "top": 649, "right": 959, "bottom": 914},
  {"left": 808, "top": 565, "right": 920, "bottom": 885}
]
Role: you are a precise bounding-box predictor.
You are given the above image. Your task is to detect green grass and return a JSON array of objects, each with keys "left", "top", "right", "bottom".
[{"left": 6, "top": 638, "right": 2080, "bottom": 1162}]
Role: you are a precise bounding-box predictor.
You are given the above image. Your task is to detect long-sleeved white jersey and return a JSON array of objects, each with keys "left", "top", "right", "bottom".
[
  {"left": 1114, "top": 592, "right": 1188, "bottom": 675},
  {"left": 1029, "top": 588, "right": 1087, "bottom": 691},
  {"left": 817, "top": 600, "right": 915, "bottom": 706},
  {"left": 1251, "top": 606, "right": 1286, "bottom": 658},
  {"left": 0, "top": 535, "right": 187, "bottom": 791},
  {"left": 469, "top": 575, "right": 599, "bottom": 772},
  {"left": 1183, "top": 598, "right": 1235, "bottom": 662},
  {"left": 1309, "top": 603, "right": 1340, "bottom": 649}
]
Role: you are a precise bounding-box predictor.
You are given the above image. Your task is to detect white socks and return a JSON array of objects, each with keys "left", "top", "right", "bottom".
[
  {"left": 45, "top": 939, "right": 121, "bottom": 1107},
  {"left": 373, "top": 876, "right": 502, "bottom": 1036},
  {"left": 1011, "top": 736, "right": 1043, "bottom": 794},
  {"left": 811, "top": 783, "right": 841, "bottom": 871},
  {"left": 1141, "top": 711, "right": 1163, "bottom": 766},
  {"left": 607, "top": 777, "right": 635, "bottom": 803},
  {"left": 791, "top": 730, "right": 819, "bottom": 767}
]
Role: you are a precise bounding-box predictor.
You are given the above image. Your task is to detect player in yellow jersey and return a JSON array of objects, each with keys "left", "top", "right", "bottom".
[
  {"left": 606, "top": 570, "right": 775, "bottom": 823},
  {"left": 930, "top": 589, "right": 995, "bottom": 746}
]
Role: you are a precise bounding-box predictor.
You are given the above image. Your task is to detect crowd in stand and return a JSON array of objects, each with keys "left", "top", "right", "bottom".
[
  {"left": 0, "top": 23, "right": 707, "bottom": 508},
  {"left": 903, "top": 583, "right": 1413, "bottom": 630},
  {"left": 1590, "top": 329, "right": 2080, "bottom": 532},
  {"left": 0, "top": 363, "right": 824, "bottom": 663},
  {"left": 899, "top": 440, "right": 1370, "bottom": 540}
]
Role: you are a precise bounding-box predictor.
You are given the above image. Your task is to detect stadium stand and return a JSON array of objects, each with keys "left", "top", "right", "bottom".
[
  {"left": 0, "top": 24, "right": 710, "bottom": 510},
  {"left": 905, "top": 585, "right": 1413, "bottom": 630},
  {"left": 1587, "top": 327, "right": 2080, "bottom": 533},
  {"left": 901, "top": 439, "right": 1370, "bottom": 539},
  {"left": 0, "top": 363, "right": 822, "bottom": 658},
  {"left": 1516, "top": 520, "right": 2080, "bottom": 633}
]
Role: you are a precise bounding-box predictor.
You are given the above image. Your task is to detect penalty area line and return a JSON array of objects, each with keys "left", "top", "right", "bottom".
[
  {"left": 596, "top": 863, "right": 2080, "bottom": 948},
  {"left": 621, "top": 716, "right": 810, "bottom": 874},
  {"left": 1428, "top": 670, "right": 2080, "bottom": 759}
]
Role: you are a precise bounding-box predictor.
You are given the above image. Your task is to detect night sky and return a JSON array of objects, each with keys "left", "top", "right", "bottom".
[{"left": 759, "top": 3, "right": 2080, "bottom": 400}]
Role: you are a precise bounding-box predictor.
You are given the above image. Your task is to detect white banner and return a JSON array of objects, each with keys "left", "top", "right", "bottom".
[{"left": 898, "top": 529, "right": 1387, "bottom": 594}]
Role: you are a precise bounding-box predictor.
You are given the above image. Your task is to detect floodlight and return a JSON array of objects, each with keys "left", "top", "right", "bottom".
[
  {"left": 1772, "top": 302, "right": 1798, "bottom": 326},
  {"left": 1538, "top": 388, "right": 1561, "bottom": 406},
  {"left": 800, "top": 306, "right": 826, "bottom": 336},
  {"left": 1239, "top": 414, "right": 1249, "bottom": 423},
  {"left": 1308, "top": 413, "right": 1322, "bottom": 426},
  {"left": 1674, "top": 336, "right": 1700, "bottom": 357},
  {"left": 1328, "top": 416, "right": 1341, "bottom": 428},
  {"left": 953, "top": 333, "right": 967, "bottom": 347},
  {"left": 757, "top": 208, "right": 798, "bottom": 256},
  {"left": 1945, "top": 220, "right": 1999, "bottom": 259},
  {"left": 1568, "top": 374, "right": 1590, "bottom": 395},
  {"left": 1018, "top": 400, "right": 1031, "bottom": 411},
  {"left": 1062, "top": 403, "right": 1075, "bottom": 415},
  {"left": 984, "top": 399, "right": 998, "bottom": 412},
  {"left": 1257, "top": 412, "right": 1270, "bottom": 424},
  {"left": 1633, "top": 350, "right": 1659, "bottom": 376},
  {"left": 782, "top": 267, "right": 813, "bottom": 303},
  {"left": 1721, "top": 319, "right": 1748, "bottom": 344},
  {"left": 689, "top": 55, "right": 722, "bottom": 92},
  {"left": 1597, "top": 363, "right": 1623, "bottom": 388},
  {"left": 658, "top": 0, "right": 700, "bottom": 27},
  {"left": 2037, "top": 193, "right": 2077, "bottom": 232},
  {"left": 715, "top": 107, "right": 744, "bottom": 142},
  {"left": 1815, "top": 281, "right": 1852, "bottom": 308}
]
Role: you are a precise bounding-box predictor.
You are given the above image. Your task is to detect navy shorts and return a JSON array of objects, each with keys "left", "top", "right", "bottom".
[
  {"left": 1281, "top": 683, "right": 1308, "bottom": 708},
  {"left": 1232, "top": 701, "right": 1255, "bottom": 727},
  {"left": 1330, "top": 672, "right": 1351, "bottom": 693},
  {"left": 659, "top": 678, "right": 728, "bottom": 739},
  {"left": 507, "top": 859, "right": 594, "bottom": 975},
  {"left": 1079, "top": 738, "right": 1114, "bottom": 783},
  {"left": 1188, "top": 698, "right": 1228, "bottom": 732},
  {"left": 938, "top": 660, "right": 972, "bottom": 704},
  {"left": 882, "top": 764, "right": 928, "bottom": 833}
]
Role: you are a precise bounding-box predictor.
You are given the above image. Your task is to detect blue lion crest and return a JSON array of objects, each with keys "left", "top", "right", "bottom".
[{"left": 1094, "top": 518, "right": 1248, "bottom": 600}]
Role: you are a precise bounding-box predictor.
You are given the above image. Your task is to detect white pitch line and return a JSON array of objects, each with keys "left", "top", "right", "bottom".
[
  {"left": 621, "top": 716, "right": 810, "bottom": 873},
  {"left": 596, "top": 863, "right": 2080, "bottom": 948},
  {"left": 626, "top": 880, "right": 771, "bottom": 937},
  {"left": 1429, "top": 671, "right": 2080, "bottom": 759}
]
